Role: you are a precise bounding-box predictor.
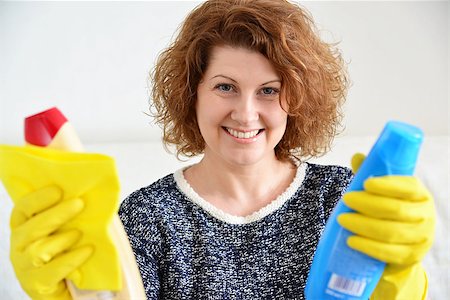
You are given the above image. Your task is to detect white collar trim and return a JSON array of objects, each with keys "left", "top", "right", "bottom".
[{"left": 173, "top": 163, "right": 307, "bottom": 225}]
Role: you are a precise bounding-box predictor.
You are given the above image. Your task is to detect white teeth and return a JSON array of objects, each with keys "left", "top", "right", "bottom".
[{"left": 226, "top": 128, "right": 260, "bottom": 139}]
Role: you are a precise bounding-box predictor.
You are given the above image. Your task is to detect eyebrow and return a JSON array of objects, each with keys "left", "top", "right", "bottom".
[{"left": 210, "top": 75, "right": 281, "bottom": 86}]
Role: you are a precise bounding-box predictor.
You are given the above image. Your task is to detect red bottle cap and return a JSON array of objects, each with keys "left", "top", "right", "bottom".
[{"left": 24, "top": 107, "right": 68, "bottom": 146}]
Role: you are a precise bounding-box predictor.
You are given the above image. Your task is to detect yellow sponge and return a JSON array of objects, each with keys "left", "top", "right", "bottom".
[{"left": 0, "top": 144, "right": 121, "bottom": 290}]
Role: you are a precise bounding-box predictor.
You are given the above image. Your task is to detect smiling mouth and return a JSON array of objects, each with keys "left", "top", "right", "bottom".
[{"left": 223, "top": 127, "right": 265, "bottom": 139}]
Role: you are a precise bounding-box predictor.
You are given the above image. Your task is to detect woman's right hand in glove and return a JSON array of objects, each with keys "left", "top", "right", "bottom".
[{"left": 10, "top": 186, "right": 93, "bottom": 300}]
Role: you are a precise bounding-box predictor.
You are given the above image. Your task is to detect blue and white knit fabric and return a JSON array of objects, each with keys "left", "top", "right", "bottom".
[{"left": 118, "top": 163, "right": 353, "bottom": 299}]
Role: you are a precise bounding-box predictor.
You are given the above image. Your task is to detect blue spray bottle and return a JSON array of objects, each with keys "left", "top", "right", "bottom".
[{"left": 304, "top": 121, "right": 424, "bottom": 300}]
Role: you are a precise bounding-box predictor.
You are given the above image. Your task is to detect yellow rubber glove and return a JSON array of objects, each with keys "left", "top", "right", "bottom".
[
  {"left": 337, "top": 153, "right": 435, "bottom": 300},
  {"left": 10, "top": 186, "right": 93, "bottom": 300},
  {"left": 0, "top": 144, "right": 121, "bottom": 291}
]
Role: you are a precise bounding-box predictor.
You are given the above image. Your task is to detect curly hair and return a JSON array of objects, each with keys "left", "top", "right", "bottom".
[{"left": 151, "top": 0, "right": 349, "bottom": 162}]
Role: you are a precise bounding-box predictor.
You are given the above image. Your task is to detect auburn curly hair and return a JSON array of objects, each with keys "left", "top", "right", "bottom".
[{"left": 151, "top": 0, "right": 348, "bottom": 162}]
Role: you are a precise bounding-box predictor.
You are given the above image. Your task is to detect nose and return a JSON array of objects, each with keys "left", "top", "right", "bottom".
[{"left": 230, "top": 93, "right": 259, "bottom": 125}]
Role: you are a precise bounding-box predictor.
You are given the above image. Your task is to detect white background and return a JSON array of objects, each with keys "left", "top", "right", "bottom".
[{"left": 0, "top": 1, "right": 448, "bottom": 144}]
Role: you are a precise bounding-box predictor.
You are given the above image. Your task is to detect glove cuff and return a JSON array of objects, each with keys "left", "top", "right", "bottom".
[{"left": 370, "top": 263, "right": 428, "bottom": 300}]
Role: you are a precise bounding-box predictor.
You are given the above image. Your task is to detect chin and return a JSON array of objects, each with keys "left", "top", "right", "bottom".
[{"left": 222, "top": 150, "right": 270, "bottom": 166}]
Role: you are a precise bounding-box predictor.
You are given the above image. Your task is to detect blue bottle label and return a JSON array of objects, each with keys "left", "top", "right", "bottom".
[{"left": 325, "top": 229, "right": 383, "bottom": 297}]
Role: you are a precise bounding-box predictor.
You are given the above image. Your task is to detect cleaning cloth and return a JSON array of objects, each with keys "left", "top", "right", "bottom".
[{"left": 0, "top": 144, "right": 121, "bottom": 290}]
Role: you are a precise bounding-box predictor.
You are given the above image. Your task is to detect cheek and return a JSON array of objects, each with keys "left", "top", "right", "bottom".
[
  {"left": 197, "top": 96, "right": 230, "bottom": 122},
  {"left": 195, "top": 98, "right": 225, "bottom": 135},
  {"left": 266, "top": 104, "right": 288, "bottom": 129},
  {"left": 276, "top": 116, "right": 288, "bottom": 135}
]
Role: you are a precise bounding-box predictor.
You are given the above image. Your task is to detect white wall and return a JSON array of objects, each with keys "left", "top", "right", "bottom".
[{"left": 0, "top": 1, "right": 448, "bottom": 145}]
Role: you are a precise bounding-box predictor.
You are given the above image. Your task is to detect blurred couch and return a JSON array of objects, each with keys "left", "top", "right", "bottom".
[{"left": 1, "top": 136, "right": 448, "bottom": 299}]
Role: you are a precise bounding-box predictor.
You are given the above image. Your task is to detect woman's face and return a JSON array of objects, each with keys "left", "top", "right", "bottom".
[{"left": 196, "top": 45, "right": 288, "bottom": 167}]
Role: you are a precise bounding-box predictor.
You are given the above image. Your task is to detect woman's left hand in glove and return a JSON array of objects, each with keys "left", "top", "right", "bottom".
[{"left": 338, "top": 154, "right": 436, "bottom": 299}]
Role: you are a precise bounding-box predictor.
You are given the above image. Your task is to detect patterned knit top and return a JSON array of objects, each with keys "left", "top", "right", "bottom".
[{"left": 118, "top": 163, "right": 353, "bottom": 299}]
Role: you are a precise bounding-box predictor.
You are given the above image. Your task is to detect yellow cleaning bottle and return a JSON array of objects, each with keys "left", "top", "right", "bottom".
[{"left": 23, "top": 107, "right": 145, "bottom": 300}]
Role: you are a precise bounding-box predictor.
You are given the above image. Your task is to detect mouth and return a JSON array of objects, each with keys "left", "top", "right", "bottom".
[{"left": 222, "top": 127, "right": 265, "bottom": 139}]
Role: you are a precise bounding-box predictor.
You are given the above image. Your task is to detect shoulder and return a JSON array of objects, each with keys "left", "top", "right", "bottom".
[
  {"left": 118, "top": 173, "right": 184, "bottom": 252},
  {"left": 118, "top": 173, "right": 183, "bottom": 232},
  {"left": 305, "top": 162, "right": 353, "bottom": 182},
  {"left": 299, "top": 163, "right": 352, "bottom": 218},
  {"left": 303, "top": 162, "right": 353, "bottom": 197},
  {"left": 119, "top": 173, "right": 179, "bottom": 213}
]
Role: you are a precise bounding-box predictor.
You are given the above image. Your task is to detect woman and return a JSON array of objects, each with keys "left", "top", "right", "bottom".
[
  {"left": 9, "top": 0, "right": 435, "bottom": 299},
  {"left": 119, "top": 0, "right": 434, "bottom": 299}
]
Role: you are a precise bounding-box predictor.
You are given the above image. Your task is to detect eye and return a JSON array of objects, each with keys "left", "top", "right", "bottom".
[
  {"left": 262, "top": 87, "right": 275, "bottom": 95},
  {"left": 214, "top": 83, "right": 235, "bottom": 93},
  {"left": 260, "top": 87, "right": 280, "bottom": 96}
]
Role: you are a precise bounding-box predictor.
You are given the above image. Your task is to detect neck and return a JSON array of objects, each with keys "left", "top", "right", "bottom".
[{"left": 184, "top": 152, "right": 296, "bottom": 216}]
